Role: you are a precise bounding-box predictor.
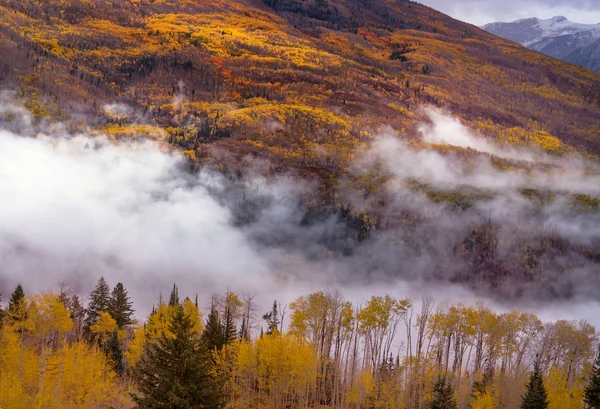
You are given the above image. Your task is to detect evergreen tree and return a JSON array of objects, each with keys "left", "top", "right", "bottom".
[
  {"left": 429, "top": 376, "right": 457, "bottom": 409},
  {"left": 8, "top": 283, "right": 25, "bottom": 316},
  {"left": 169, "top": 283, "right": 179, "bottom": 306},
  {"left": 107, "top": 329, "right": 124, "bottom": 375},
  {"left": 221, "top": 294, "right": 238, "bottom": 345},
  {"left": 132, "top": 306, "right": 223, "bottom": 408},
  {"left": 85, "top": 277, "right": 110, "bottom": 332},
  {"left": 238, "top": 317, "right": 249, "bottom": 342},
  {"left": 585, "top": 343, "right": 600, "bottom": 408},
  {"left": 521, "top": 361, "right": 549, "bottom": 409},
  {"left": 262, "top": 300, "right": 280, "bottom": 335},
  {"left": 108, "top": 282, "right": 134, "bottom": 328},
  {"left": 201, "top": 304, "right": 225, "bottom": 352}
]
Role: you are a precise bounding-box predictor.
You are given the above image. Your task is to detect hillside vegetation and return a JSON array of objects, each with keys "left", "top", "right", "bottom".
[
  {"left": 1, "top": 0, "right": 600, "bottom": 174},
  {"left": 2, "top": 0, "right": 600, "bottom": 297}
]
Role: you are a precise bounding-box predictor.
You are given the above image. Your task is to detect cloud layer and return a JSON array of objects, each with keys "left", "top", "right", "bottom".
[
  {"left": 1, "top": 98, "right": 600, "bottom": 326},
  {"left": 419, "top": 0, "right": 600, "bottom": 26}
]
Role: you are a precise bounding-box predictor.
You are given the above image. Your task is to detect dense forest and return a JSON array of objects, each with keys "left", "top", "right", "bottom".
[{"left": 1, "top": 279, "right": 600, "bottom": 408}]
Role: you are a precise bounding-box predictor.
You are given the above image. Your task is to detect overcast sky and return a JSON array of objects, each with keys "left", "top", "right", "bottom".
[{"left": 418, "top": 0, "right": 600, "bottom": 26}]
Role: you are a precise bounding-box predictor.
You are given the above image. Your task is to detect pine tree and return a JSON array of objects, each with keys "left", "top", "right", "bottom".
[
  {"left": 221, "top": 293, "right": 238, "bottom": 345},
  {"left": 521, "top": 361, "right": 549, "bottom": 409},
  {"left": 169, "top": 283, "right": 179, "bottom": 306},
  {"left": 202, "top": 304, "right": 225, "bottom": 352},
  {"left": 262, "top": 300, "right": 280, "bottom": 335},
  {"left": 132, "top": 305, "right": 223, "bottom": 408},
  {"left": 107, "top": 329, "right": 124, "bottom": 375},
  {"left": 429, "top": 376, "right": 457, "bottom": 409},
  {"left": 585, "top": 344, "right": 600, "bottom": 408},
  {"left": 238, "top": 317, "right": 249, "bottom": 342},
  {"left": 108, "top": 282, "right": 134, "bottom": 328},
  {"left": 85, "top": 277, "right": 111, "bottom": 332},
  {"left": 8, "top": 283, "right": 25, "bottom": 316}
]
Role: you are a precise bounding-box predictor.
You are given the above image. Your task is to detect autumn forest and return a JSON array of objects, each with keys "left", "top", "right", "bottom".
[
  {"left": 1, "top": 0, "right": 600, "bottom": 408},
  {"left": 2, "top": 280, "right": 600, "bottom": 409}
]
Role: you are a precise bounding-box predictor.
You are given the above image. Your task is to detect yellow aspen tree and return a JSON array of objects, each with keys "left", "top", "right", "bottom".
[
  {"left": 546, "top": 367, "right": 584, "bottom": 409},
  {"left": 125, "top": 325, "right": 147, "bottom": 367}
]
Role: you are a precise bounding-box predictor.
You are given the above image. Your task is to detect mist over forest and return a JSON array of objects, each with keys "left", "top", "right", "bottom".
[
  {"left": 2, "top": 0, "right": 600, "bottom": 407},
  {"left": 2, "top": 92, "right": 600, "bottom": 323}
]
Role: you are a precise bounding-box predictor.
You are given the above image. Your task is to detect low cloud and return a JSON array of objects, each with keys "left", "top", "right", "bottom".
[
  {"left": 1, "top": 96, "right": 600, "bottom": 327},
  {"left": 418, "top": 0, "right": 600, "bottom": 26}
]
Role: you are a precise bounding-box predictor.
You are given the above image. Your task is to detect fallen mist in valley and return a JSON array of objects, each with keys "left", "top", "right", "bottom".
[{"left": 1, "top": 92, "right": 600, "bottom": 321}]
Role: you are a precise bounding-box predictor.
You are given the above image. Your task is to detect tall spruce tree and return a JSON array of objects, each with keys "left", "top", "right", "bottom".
[
  {"left": 521, "top": 361, "right": 549, "bottom": 409},
  {"left": 429, "top": 376, "right": 457, "bottom": 409},
  {"left": 221, "top": 294, "right": 238, "bottom": 345},
  {"left": 585, "top": 344, "right": 600, "bottom": 408},
  {"left": 202, "top": 304, "right": 225, "bottom": 352},
  {"left": 8, "top": 283, "right": 25, "bottom": 315},
  {"left": 85, "top": 277, "right": 111, "bottom": 332},
  {"left": 132, "top": 306, "right": 222, "bottom": 408},
  {"left": 107, "top": 329, "right": 124, "bottom": 375},
  {"left": 108, "top": 282, "right": 134, "bottom": 328}
]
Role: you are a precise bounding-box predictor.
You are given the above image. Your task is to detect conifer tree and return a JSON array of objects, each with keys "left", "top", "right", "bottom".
[
  {"left": 221, "top": 292, "right": 239, "bottom": 345},
  {"left": 107, "top": 329, "right": 124, "bottom": 375},
  {"left": 108, "top": 282, "right": 134, "bottom": 328},
  {"left": 202, "top": 304, "right": 225, "bottom": 352},
  {"left": 585, "top": 344, "right": 600, "bottom": 408},
  {"left": 262, "top": 300, "right": 280, "bottom": 335},
  {"left": 521, "top": 361, "right": 549, "bottom": 409},
  {"left": 169, "top": 284, "right": 179, "bottom": 306},
  {"left": 132, "top": 306, "right": 222, "bottom": 408},
  {"left": 8, "top": 283, "right": 25, "bottom": 315},
  {"left": 429, "top": 376, "right": 457, "bottom": 409},
  {"left": 238, "top": 317, "right": 249, "bottom": 342},
  {"left": 85, "top": 277, "right": 110, "bottom": 332}
]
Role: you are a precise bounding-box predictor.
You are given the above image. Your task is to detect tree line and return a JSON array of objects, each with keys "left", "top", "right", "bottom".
[{"left": 1, "top": 280, "right": 600, "bottom": 408}]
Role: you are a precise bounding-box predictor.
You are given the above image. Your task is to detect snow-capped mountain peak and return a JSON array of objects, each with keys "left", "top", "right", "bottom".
[{"left": 481, "top": 17, "right": 600, "bottom": 72}]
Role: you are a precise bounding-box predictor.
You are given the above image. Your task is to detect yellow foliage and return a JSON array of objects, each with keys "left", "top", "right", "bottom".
[
  {"left": 28, "top": 292, "right": 73, "bottom": 340},
  {"left": 0, "top": 326, "right": 130, "bottom": 407},
  {"left": 146, "top": 301, "right": 203, "bottom": 340},
  {"left": 125, "top": 325, "right": 147, "bottom": 367},
  {"left": 547, "top": 367, "right": 584, "bottom": 409},
  {"left": 218, "top": 334, "right": 318, "bottom": 407},
  {"left": 90, "top": 311, "right": 118, "bottom": 335},
  {"left": 471, "top": 392, "right": 497, "bottom": 409}
]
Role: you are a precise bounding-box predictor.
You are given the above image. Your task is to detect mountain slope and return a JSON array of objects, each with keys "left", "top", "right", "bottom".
[
  {"left": 564, "top": 38, "right": 600, "bottom": 72},
  {"left": 482, "top": 16, "right": 600, "bottom": 72},
  {"left": 0, "top": 0, "right": 599, "bottom": 169},
  {"left": 2, "top": 0, "right": 600, "bottom": 297}
]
